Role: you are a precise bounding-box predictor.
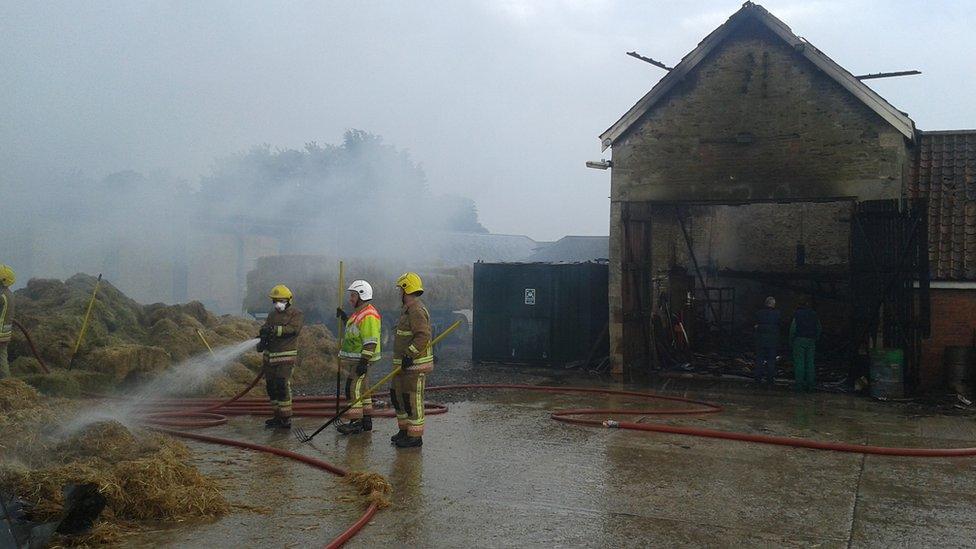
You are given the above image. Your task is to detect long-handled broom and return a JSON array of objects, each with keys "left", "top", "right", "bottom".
[
  {"left": 335, "top": 261, "right": 345, "bottom": 427},
  {"left": 295, "top": 320, "right": 461, "bottom": 443}
]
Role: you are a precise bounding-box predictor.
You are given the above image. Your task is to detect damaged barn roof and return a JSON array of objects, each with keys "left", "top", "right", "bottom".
[{"left": 600, "top": 1, "right": 916, "bottom": 150}]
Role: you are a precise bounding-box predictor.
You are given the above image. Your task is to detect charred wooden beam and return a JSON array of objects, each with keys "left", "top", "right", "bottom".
[
  {"left": 626, "top": 51, "right": 673, "bottom": 71},
  {"left": 854, "top": 70, "right": 921, "bottom": 80}
]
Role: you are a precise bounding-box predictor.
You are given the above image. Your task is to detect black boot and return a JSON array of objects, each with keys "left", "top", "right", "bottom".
[
  {"left": 395, "top": 435, "right": 422, "bottom": 448},
  {"left": 276, "top": 417, "right": 291, "bottom": 430},
  {"left": 390, "top": 429, "right": 407, "bottom": 444},
  {"left": 361, "top": 416, "right": 373, "bottom": 432},
  {"left": 264, "top": 416, "right": 280, "bottom": 428},
  {"left": 337, "top": 419, "right": 365, "bottom": 435}
]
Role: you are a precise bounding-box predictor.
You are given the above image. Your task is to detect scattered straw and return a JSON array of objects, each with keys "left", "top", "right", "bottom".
[
  {"left": 0, "top": 377, "right": 40, "bottom": 412},
  {"left": 340, "top": 471, "right": 393, "bottom": 509},
  {"left": 0, "top": 412, "right": 229, "bottom": 545}
]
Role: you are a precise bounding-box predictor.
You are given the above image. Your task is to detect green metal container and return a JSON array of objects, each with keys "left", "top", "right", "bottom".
[
  {"left": 870, "top": 348, "right": 904, "bottom": 399},
  {"left": 472, "top": 262, "right": 608, "bottom": 366}
]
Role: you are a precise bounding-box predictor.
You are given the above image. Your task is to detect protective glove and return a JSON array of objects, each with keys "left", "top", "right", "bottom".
[
  {"left": 356, "top": 356, "right": 369, "bottom": 376},
  {"left": 256, "top": 339, "right": 267, "bottom": 352},
  {"left": 259, "top": 324, "right": 274, "bottom": 339},
  {"left": 401, "top": 355, "right": 414, "bottom": 369},
  {"left": 336, "top": 307, "right": 349, "bottom": 322}
]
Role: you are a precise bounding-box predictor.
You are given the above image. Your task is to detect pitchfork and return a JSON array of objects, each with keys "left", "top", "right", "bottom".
[{"left": 294, "top": 320, "right": 461, "bottom": 443}]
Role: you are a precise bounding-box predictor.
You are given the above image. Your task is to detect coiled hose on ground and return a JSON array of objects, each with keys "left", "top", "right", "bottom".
[{"left": 133, "top": 377, "right": 976, "bottom": 547}]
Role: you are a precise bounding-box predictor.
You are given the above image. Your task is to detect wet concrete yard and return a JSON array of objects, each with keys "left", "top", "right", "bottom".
[{"left": 124, "top": 360, "right": 976, "bottom": 548}]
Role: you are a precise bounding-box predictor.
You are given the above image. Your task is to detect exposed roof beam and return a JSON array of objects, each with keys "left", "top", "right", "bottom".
[
  {"left": 855, "top": 70, "right": 921, "bottom": 80},
  {"left": 625, "top": 51, "right": 673, "bottom": 71}
]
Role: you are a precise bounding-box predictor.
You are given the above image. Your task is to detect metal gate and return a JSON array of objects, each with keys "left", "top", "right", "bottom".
[
  {"left": 850, "top": 199, "right": 930, "bottom": 393},
  {"left": 620, "top": 202, "right": 654, "bottom": 376}
]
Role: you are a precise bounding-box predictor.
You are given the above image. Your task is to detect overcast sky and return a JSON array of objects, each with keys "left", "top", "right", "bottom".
[{"left": 2, "top": 1, "right": 974, "bottom": 241}]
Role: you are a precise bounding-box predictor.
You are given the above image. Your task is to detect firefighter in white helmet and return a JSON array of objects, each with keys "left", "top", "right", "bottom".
[{"left": 335, "top": 280, "right": 381, "bottom": 435}]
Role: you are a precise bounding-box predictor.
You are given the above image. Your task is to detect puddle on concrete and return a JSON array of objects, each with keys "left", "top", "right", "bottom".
[{"left": 121, "top": 358, "right": 976, "bottom": 547}]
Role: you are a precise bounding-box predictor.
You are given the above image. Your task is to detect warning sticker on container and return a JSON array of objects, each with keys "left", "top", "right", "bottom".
[{"left": 524, "top": 288, "right": 536, "bottom": 305}]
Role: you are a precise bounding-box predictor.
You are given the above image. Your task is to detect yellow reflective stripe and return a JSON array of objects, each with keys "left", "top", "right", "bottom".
[
  {"left": 350, "top": 376, "right": 365, "bottom": 408},
  {"left": 396, "top": 329, "right": 413, "bottom": 336},
  {"left": 338, "top": 350, "right": 361, "bottom": 358},
  {"left": 0, "top": 294, "right": 8, "bottom": 333},
  {"left": 275, "top": 326, "right": 283, "bottom": 337},
  {"left": 415, "top": 374, "right": 425, "bottom": 422},
  {"left": 408, "top": 344, "right": 419, "bottom": 354},
  {"left": 268, "top": 350, "right": 298, "bottom": 357}
]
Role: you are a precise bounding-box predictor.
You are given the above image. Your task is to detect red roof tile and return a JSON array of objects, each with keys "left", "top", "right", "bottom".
[{"left": 910, "top": 131, "right": 976, "bottom": 280}]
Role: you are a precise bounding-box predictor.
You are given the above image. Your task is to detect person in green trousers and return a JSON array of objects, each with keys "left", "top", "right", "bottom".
[{"left": 790, "top": 298, "right": 821, "bottom": 392}]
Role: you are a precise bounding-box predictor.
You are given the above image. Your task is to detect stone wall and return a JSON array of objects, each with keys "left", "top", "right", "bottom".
[{"left": 607, "top": 19, "right": 912, "bottom": 373}]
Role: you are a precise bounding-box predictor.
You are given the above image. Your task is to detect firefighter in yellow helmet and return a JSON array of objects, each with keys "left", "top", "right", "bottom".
[
  {"left": 0, "top": 264, "right": 15, "bottom": 379},
  {"left": 257, "top": 284, "right": 304, "bottom": 429},
  {"left": 390, "top": 272, "right": 433, "bottom": 448}
]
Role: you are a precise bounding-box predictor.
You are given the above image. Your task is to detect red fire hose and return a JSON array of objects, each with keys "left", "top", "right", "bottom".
[
  {"left": 132, "top": 378, "right": 976, "bottom": 548},
  {"left": 135, "top": 374, "right": 446, "bottom": 548},
  {"left": 429, "top": 384, "right": 976, "bottom": 458},
  {"left": 12, "top": 320, "right": 51, "bottom": 374}
]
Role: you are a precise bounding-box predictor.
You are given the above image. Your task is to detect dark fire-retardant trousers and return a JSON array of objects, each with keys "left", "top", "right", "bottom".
[
  {"left": 339, "top": 358, "right": 373, "bottom": 420},
  {"left": 263, "top": 361, "right": 294, "bottom": 419},
  {"left": 390, "top": 370, "right": 426, "bottom": 438}
]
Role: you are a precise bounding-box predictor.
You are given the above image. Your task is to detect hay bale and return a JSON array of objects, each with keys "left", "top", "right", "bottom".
[
  {"left": 0, "top": 378, "right": 40, "bottom": 412},
  {"left": 201, "top": 362, "right": 266, "bottom": 398},
  {"left": 83, "top": 344, "right": 170, "bottom": 383},
  {"left": 9, "top": 355, "right": 44, "bottom": 375},
  {"left": 239, "top": 351, "right": 263, "bottom": 372},
  {"left": 66, "top": 370, "right": 117, "bottom": 393},
  {"left": 22, "top": 371, "right": 82, "bottom": 398},
  {"left": 11, "top": 275, "right": 148, "bottom": 367},
  {"left": 292, "top": 324, "right": 338, "bottom": 386},
  {"left": 147, "top": 317, "right": 204, "bottom": 362},
  {"left": 0, "top": 420, "right": 228, "bottom": 540},
  {"left": 57, "top": 420, "right": 149, "bottom": 463},
  {"left": 214, "top": 316, "right": 260, "bottom": 342},
  {"left": 144, "top": 301, "right": 215, "bottom": 329}
]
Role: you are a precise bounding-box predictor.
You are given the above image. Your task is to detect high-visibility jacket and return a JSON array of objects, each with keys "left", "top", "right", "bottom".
[
  {"left": 340, "top": 303, "right": 382, "bottom": 362},
  {"left": 263, "top": 305, "right": 303, "bottom": 366},
  {"left": 0, "top": 287, "right": 13, "bottom": 344},
  {"left": 393, "top": 299, "right": 433, "bottom": 371}
]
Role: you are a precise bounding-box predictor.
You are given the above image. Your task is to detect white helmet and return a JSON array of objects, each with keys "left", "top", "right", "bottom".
[{"left": 347, "top": 280, "right": 373, "bottom": 301}]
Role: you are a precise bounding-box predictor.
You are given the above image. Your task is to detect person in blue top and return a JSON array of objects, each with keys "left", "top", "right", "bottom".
[
  {"left": 790, "top": 298, "right": 822, "bottom": 392},
  {"left": 754, "top": 296, "right": 780, "bottom": 384}
]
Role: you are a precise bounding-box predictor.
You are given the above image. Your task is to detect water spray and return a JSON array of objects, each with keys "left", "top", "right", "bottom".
[{"left": 64, "top": 338, "right": 259, "bottom": 435}]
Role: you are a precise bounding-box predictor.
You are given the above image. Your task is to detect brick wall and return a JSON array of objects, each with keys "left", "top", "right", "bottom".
[{"left": 919, "top": 289, "right": 976, "bottom": 390}]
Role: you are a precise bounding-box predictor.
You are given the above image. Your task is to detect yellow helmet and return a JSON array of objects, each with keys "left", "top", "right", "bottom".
[
  {"left": 268, "top": 284, "right": 293, "bottom": 301},
  {"left": 0, "top": 264, "right": 15, "bottom": 287},
  {"left": 396, "top": 272, "right": 424, "bottom": 295}
]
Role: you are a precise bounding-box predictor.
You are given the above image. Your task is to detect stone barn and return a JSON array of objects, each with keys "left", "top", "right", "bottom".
[{"left": 600, "top": 2, "right": 974, "bottom": 393}]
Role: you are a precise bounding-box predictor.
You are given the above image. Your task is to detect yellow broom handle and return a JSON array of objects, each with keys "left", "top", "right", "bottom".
[
  {"left": 70, "top": 273, "right": 102, "bottom": 363},
  {"left": 197, "top": 329, "right": 216, "bottom": 356},
  {"left": 350, "top": 319, "right": 461, "bottom": 407}
]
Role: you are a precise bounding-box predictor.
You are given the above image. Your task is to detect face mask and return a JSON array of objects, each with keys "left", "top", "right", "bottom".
[{"left": 274, "top": 301, "right": 287, "bottom": 312}]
